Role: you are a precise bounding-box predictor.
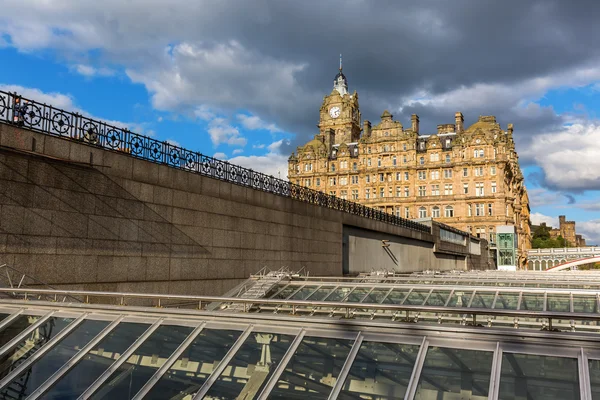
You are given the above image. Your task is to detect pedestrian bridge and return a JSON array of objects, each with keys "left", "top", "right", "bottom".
[{"left": 527, "top": 247, "right": 600, "bottom": 271}]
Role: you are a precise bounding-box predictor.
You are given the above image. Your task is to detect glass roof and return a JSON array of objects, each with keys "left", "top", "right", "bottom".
[{"left": 0, "top": 270, "right": 599, "bottom": 398}]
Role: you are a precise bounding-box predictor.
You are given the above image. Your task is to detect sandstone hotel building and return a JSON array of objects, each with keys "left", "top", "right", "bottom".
[{"left": 288, "top": 64, "right": 531, "bottom": 267}]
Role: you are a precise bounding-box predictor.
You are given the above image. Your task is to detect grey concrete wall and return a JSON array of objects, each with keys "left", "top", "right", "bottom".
[
  {"left": 344, "top": 226, "right": 466, "bottom": 274},
  {"left": 0, "top": 123, "right": 483, "bottom": 296}
]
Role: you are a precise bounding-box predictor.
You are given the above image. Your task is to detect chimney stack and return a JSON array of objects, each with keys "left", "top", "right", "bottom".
[
  {"left": 411, "top": 114, "right": 419, "bottom": 134},
  {"left": 363, "top": 120, "right": 371, "bottom": 137},
  {"left": 455, "top": 112, "right": 464, "bottom": 133}
]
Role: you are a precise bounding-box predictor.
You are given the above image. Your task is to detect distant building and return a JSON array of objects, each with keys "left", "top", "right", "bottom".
[
  {"left": 537, "top": 215, "right": 586, "bottom": 247},
  {"left": 288, "top": 62, "right": 531, "bottom": 268}
]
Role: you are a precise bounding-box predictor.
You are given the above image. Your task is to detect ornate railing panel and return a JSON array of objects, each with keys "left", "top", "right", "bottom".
[{"left": 0, "top": 90, "right": 430, "bottom": 234}]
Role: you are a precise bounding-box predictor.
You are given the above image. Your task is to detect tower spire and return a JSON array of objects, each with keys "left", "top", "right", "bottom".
[{"left": 339, "top": 54, "right": 342, "bottom": 71}]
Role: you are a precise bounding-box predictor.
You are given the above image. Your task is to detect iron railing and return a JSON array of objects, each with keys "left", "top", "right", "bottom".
[{"left": 0, "top": 90, "right": 431, "bottom": 234}]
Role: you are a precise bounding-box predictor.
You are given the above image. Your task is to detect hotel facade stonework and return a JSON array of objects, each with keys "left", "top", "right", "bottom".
[{"left": 288, "top": 66, "right": 531, "bottom": 267}]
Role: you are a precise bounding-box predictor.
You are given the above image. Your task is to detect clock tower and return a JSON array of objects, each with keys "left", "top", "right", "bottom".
[{"left": 318, "top": 56, "right": 361, "bottom": 150}]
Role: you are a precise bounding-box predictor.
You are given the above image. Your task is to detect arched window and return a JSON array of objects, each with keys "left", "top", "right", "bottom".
[
  {"left": 418, "top": 207, "right": 427, "bottom": 218},
  {"left": 419, "top": 157, "right": 425, "bottom": 165},
  {"left": 445, "top": 205, "right": 454, "bottom": 218},
  {"left": 432, "top": 206, "right": 440, "bottom": 218}
]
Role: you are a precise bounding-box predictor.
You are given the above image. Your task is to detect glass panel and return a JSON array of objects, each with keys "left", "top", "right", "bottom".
[
  {"left": 403, "top": 289, "right": 431, "bottom": 305},
  {"left": 469, "top": 292, "right": 496, "bottom": 309},
  {"left": 268, "top": 336, "right": 353, "bottom": 399},
  {"left": 494, "top": 292, "right": 520, "bottom": 310},
  {"left": 546, "top": 294, "right": 571, "bottom": 312},
  {"left": 305, "top": 287, "right": 335, "bottom": 301},
  {"left": 414, "top": 347, "right": 493, "bottom": 399},
  {"left": 0, "top": 317, "right": 74, "bottom": 377},
  {"left": 144, "top": 329, "right": 242, "bottom": 399},
  {"left": 0, "top": 315, "right": 42, "bottom": 348},
  {"left": 43, "top": 322, "right": 151, "bottom": 399},
  {"left": 589, "top": 359, "right": 600, "bottom": 399},
  {"left": 338, "top": 341, "right": 420, "bottom": 400},
  {"left": 90, "top": 324, "right": 194, "bottom": 399},
  {"left": 498, "top": 353, "right": 579, "bottom": 400},
  {"left": 425, "top": 290, "right": 452, "bottom": 306},
  {"left": 382, "top": 289, "right": 410, "bottom": 304},
  {"left": 326, "top": 287, "right": 354, "bottom": 302},
  {"left": 203, "top": 331, "right": 294, "bottom": 399},
  {"left": 345, "top": 288, "right": 370, "bottom": 303},
  {"left": 0, "top": 319, "right": 109, "bottom": 398},
  {"left": 446, "top": 291, "right": 473, "bottom": 307},
  {"left": 573, "top": 295, "right": 598, "bottom": 313},
  {"left": 520, "top": 293, "right": 545, "bottom": 311},
  {"left": 362, "top": 288, "right": 391, "bottom": 303},
  {"left": 289, "top": 286, "right": 320, "bottom": 300},
  {"left": 270, "top": 285, "right": 297, "bottom": 299}
]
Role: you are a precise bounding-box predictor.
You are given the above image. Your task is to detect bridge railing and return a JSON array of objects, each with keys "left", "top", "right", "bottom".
[{"left": 0, "top": 90, "right": 430, "bottom": 234}]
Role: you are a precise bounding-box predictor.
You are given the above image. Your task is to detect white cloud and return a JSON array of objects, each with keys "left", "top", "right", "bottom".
[
  {"left": 530, "top": 212, "right": 559, "bottom": 227},
  {"left": 236, "top": 114, "right": 281, "bottom": 132},
  {"left": 207, "top": 117, "right": 246, "bottom": 147},
  {"left": 194, "top": 105, "right": 215, "bottom": 121},
  {"left": 577, "top": 220, "right": 600, "bottom": 245},
  {"left": 523, "top": 122, "right": 600, "bottom": 191},
  {"left": 228, "top": 139, "right": 289, "bottom": 179},
  {"left": 252, "top": 144, "right": 266, "bottom": 149},
  {"left": 72, "top": 64, "right": 115, "bottom": 78},
  {"left": 232, "top": 149, "right": 243, "bottom": 155},
  {"left": 166, "top": 139, "right": 181, "bottom": 147},
  {"left": 213, "top": 152, "right": 227, "bottom": 160}
]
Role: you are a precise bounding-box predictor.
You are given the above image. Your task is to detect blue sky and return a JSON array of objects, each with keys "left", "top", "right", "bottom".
[{"left": 1, "top": 0, "right": 600, "bottom": 243}]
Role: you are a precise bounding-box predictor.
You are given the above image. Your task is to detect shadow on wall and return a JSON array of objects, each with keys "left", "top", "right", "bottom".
[{"left": 0, "top": 148, "right": 210, "bottom": 282}]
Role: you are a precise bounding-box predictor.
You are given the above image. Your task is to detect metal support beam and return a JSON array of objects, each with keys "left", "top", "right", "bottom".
[
  {"left": 0, "top": 313, "right": 88, "bottom": 391},
  {"left": 256, "top": 329, "right": 306, "bottom": 400},
  {"left": 28, "top": 315, "right": 125, "bottom": 400},
  {"left": 403, "top": 336, "right": 429, "bottom": 400},
  {"left": 488, "top": 342, "right": 502, "bottom": 400},
  {"left": 132, "top": 322, "right": 207, "bottom": 400},
  {"left": 76, "top": 318, "right": 164, "bottom": 399},
  {"left": 192, "top": 325, "right": 254, "bottom": 399},
  {"left": 327, "top": 331, "right": 364, "bottom": 400},
  {"left": 0, "top": 310, "right": 54, "bottom": 357}
]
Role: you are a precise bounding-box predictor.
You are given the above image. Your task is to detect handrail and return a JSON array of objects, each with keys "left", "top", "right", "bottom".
[
  {"left": 0, "top": 287, "right": 598, "bottom": 322},
  {"left": 0, "top": 90, "right": 431, "bottom": 234}
]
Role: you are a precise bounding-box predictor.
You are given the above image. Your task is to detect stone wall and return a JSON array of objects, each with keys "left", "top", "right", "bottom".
[{"left": 0, "top": 123, "right": 467, "bottom": 296}]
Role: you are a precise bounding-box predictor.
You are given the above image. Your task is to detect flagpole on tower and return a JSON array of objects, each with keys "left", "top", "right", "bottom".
[{"left": 339, "top": 54, "right": 342, "bottom": 71}]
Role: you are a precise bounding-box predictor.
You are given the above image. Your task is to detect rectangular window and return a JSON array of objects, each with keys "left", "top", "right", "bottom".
[
  {"left": 404, "top": 186, "right": 410, "bottom": 197},
  {"left": 444, "top": 184, "right": 453, "bottom": 195},
  {"left": 304, "top": 179, "right": 311, "bottom": 186},
  {"left": 396, "top": 172, "right": 401, "bottom": 181},
  {"left": 444, "top": 169, "right": 452, "bottom": 179},
  {"left": 418, "top": 186, "right": 426, "bottom": 196},
  {"left": 351, "top": 176, "right": 359, "bottom": 184},
  {"left": 404, "top": 172, "right": 409, "bottom": 180},
  {"left": 367, "top": 158, "right": 371, "bottom": 166},
  {"left": 445, "top": 154, "right": 451, "bottom": 163},
  {"left": 365, "top": 189, "right": 370, "bottom": 199},
  {"left": 366, "top": 175, "right": 370, "bottom": 183},
  {"left": 403, "top": 155, "right": 408, "bottom": 163},
  {"left": 379, "top": 173, "right": 384, "bottom": 182},
  {"left": 418, "top": 171, "right": 426, "bottom": 180},
  {"left": 463, "top": 168, "right": 468, "bottom": 177},
  {"left": 392, "top": 156, "right": 397, "bottom": 166},
  {"left": 445, "top": 206, "right": 454, "bottom": 218},
  {"left": 491, "top": 182, "right": 497, "bottom": 193},
  {"left": 330, "top": 177, "right": 336, "bottom": 186},
  {"left": 431, "top": 171, "right": 440, "bottom": 180},
  {"left": 403, "top": 143, "right": 407, "bottom": 151},
  {"left": 476, "top": 182, "right": 484, "bottom": 196},
  {"left": 380, "top": 187, "right": 384, "bottom": 198},
  {"left": 395, "top": 207, "right": 401, "bottom": 217},
  {"left": 331, "top": 163, "right": 336, "bottom": 172},
  {"left": 340, "top": 177, "right": 348, "bottom": 186},
  {"left": 430, "top": 153, "right": 439, "bottom": 162},
  {"left": 340, "top": 190, "right": 347, "bottom": 199},
  {"left": 463, "top": 183, "right": 468, "bottom": 194},
  {"left": 316, "top": 178, "right": 320, "bottom": 186},
  {"left": 351, "top": 189, "right": 359, "bottom": 200},
  {"left": 475, "top": 203, "right": 484, "bottom": 216},
  {"left": 468, "top": 204, "right": 472, "bottom": 217},
  {"left": 352, "top": 162, "right": 357, "bottom": 171},
  {"left": 405, "top": 207, "right": 410, "bottom": 218},
  {"left": 474, "top": 167, "right": 484, "bottom": 177},
  {"left": 367, "top": 147, "right": 371, "bottom": 154},
  {"left": 396, "top": 186, "right": 401, "bottom": 197},
  {"left": 329, "top": 191, "right": 336, "bottom": 196},
  {"left": 488, "top": 203, "right": 493, "bottom": 216},
  {"left": 431, "top": 184, "right": 440, "bottom": 196},
  {"left": 378, "top": 158, "right": 382, "bottom": 167},
  {"left": 491, "top": 166, "right": 496, "bottom": 175}
]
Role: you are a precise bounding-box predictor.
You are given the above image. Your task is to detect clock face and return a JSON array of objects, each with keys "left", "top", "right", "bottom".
[{"left": 329, "top": 106, "right": 341, "bottom": 118}]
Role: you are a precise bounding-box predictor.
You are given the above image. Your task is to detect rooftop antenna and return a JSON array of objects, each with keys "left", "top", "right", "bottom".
[{"left": 339, "top": 53, "right": 343, "bottom": 71}]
